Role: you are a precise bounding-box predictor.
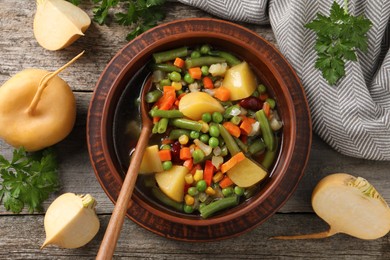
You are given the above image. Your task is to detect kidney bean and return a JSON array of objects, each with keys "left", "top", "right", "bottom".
[
  {"left": 170, "top": 141, "right": 182, "bottom": 164},
  {"left": 239, "top": 96, "right": 263, "bottom": 111}
]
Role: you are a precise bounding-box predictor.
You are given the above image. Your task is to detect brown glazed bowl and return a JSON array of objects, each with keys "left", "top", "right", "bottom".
[{"left": 87, "top": 18, "right": 312, "bottom": 241}]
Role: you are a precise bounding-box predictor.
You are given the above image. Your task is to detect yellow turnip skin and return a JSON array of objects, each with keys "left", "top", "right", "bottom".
[{"left": 0, "top": 69, "right": 76, "bottom": 151}]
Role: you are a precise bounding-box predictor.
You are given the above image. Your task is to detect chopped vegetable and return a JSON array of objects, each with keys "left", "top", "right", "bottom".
[
  {"left": 273, "top": 173, "right": 390, "bottom": 240},
  {"left": 222, "top": 122, "right": 241, "bottom": 138},
  {"left": 139, "top": 145, "right": 163, "bottom": 174},
  {"left": 34, "top": 0, "right": 91, "bottom": 50},
  {"left": 214, "top": 86, "right": 231, "bottom": 102},
  {"left": 221, "top": 152, "right": 245, "bottom": 173},
  {"left": 179, "top": 92, "right": 224, "bottom": 120},
  {"left": 188, "top": 67, "right": 202, "bottom": 80},
  {"left": 158, "top": 149, "right": 172, "bottom": 162},
  {"left": 227, "top": 157, "right": 267, "bottom": 187},
  {"left": 155, "top": 166, "right": 189, "bottom": 202},
  {"left": 41, "top": 193, "right": 99, "bottom": 249},
  {"left": 222, "top": 62, "right": 257, "bottom": 100}
]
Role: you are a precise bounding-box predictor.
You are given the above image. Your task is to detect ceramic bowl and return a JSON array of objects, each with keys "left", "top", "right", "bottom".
[{"left": 87, "top": 18, "right": 312, "bottom": 241}]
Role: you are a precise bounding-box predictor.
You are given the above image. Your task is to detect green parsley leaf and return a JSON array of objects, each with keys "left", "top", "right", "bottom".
[
  {"left": 305, "top": 1, "right": 372, "bottom": 85},
  {"left": 0, "top": 147, "right": 60, "bottom": 213}
]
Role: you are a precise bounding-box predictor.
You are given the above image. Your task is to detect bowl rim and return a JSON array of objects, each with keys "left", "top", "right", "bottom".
[{"left": 87, "top": 17, "right": 312, "bottom": 241}]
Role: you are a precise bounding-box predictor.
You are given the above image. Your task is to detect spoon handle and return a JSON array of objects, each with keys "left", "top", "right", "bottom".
[{"left": 96, "top": 125, "right": 151, "bottom": 260}]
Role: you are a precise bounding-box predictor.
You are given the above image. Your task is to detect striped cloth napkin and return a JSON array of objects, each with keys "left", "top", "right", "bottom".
[{"left": 178, "top": 0, "right": 390, "bottom": 161}]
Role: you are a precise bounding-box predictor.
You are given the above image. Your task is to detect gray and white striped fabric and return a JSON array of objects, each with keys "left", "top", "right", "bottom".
[{"left": 178, "top": 0, "right": 390, "bottom": 161}]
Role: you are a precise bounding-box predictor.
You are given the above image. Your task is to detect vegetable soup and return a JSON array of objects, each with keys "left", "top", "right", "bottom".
[{"left": 114, "top": 45, "right": 283, "bottom": 219}]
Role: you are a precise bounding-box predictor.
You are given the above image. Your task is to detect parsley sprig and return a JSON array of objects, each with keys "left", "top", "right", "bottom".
[
  {"left": 0, "top": 147, "right": 59, "bottom": 213},
  {"left": 69, "top": 0, "right": 167, "bottom": 40},
  {"left": 305, "top": 0, "right": 372, "bottom": 85}
]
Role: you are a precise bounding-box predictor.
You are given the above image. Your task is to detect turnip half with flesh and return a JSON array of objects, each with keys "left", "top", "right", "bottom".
[
  {"left": 41, "top": 193, "right": 100, "bottom": 249},
  {"left": 34, "top": 0, "right": 91, "bottom": 51},
  {"left": 0, "top": 52, "right": 83, "bottom": 151},
  {"left": 274, "top": 173, "right": 390, "bottom": 240}
]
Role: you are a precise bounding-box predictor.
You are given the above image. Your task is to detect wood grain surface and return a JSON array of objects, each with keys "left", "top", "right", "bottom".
[{"left": 0, "top": 1, "right": 389, "bottom": 259}]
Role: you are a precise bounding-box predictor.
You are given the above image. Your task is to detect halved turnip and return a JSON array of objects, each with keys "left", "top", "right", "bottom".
[
  {"left": 34, "top": 0, "right": 91, "bottom": 51},
  {"left": 274, "top": 173, "right": 390, "bottom": 240}
]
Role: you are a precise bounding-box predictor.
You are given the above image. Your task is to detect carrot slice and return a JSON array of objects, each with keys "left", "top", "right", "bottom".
[
  {"left": 203, "top": 76, "right": 214, "bottom": 89},
  {"left": 262, "top": 102, "right": 270, "bottom": 118},
  {"left": 203, "top": 160, "right": 215, "bottom": 186},
  {"left": 240, "top": 117, "right": 254, "bottom": 135},
  {"left": 220, "top": 152, "right": 245, "bottom": 173},
  {"left": 173, "top": 57, "right": 185, "bottom": 68},
  {"left": 183, "top": 158, "right": 194, "bottom": 170},
  {"left": 188, "top": 67, "right": 202, "bottom": 79},
  {"left": 158, "top": 149, "right": 172, "bottom": 162},
  {"left": 180, "top": 147, "right": 192, "bottom": 160},
  {"left": 222, "top": 121, "right": 241, "bottom": 138},
  {"left": 219, "top": 176, "right": 234, "bottom": 188},
  {"left": 214, "top": 86, "right": 230, "bottom": 101}
]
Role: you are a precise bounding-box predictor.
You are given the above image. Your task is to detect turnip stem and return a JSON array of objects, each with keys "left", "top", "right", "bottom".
[
  {"left": 27, "top": 51, "right": 84, "bottom": 115},
  {"left": 271, "top": 230, "right": 335, "bottom": 240}
]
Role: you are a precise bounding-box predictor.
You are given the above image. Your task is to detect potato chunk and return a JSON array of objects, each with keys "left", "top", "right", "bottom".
[
  {"left": 179, "top": 92, "right": 224, "bottom": 120},
  {"left": 139, "top": 145, "right": 163, "bottom": 174},
  {"left": 155, "top": 166, "right": 189, "bottom": 202},
  {"left": 222, "top": 62, "right": 257, "bottom": 100},
  {"left": 227, "top": 157, "right": 267, "bottom": 187}
]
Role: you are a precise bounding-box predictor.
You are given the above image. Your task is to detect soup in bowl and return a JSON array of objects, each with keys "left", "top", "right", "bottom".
[{"left": 87, "top": 18, "right": 312, "bottom": 241}]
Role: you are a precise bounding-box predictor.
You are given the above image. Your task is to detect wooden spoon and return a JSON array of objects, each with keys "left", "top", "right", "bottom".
[{"left": 96, "top": 76, "right": 153, "bottom": 259}]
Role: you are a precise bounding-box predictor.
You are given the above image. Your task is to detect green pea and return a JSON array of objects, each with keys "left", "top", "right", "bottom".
[
  {"left": 208, "top": 137, "right": 219, "bottom": 148},
  {"left": 201, "top": 65, "right": 209, "bottom": 76},
  {"left": 209, "top": 125, "right": 220, "bottom": 137},
  {"left": 212, "top": 112, "right": 223, "bottom": 123},
  {"left": 160, "top": 78, "right": 171, "bottom": 87},
  {"left": 184, "top": 204, "right": 194, "bottom": 213},
  {"left": 266, "top": 98, "right": 276, "bottom": 109},
  {"left": 196, "top": 180, "right": 207, "bottom": 192},
  {"left": 188, "top": 187, "right": 199, "bottom": 196},
  {"left": 234, "top": 186, "right": 245, "bottom": 196},
  {"left": 169, "top": 71, "right": 181, "bottom": 82},
  {"left": 184, "top": 73, "right": 194, "bottom": 84},
  {"left": 192, "top": 149, "right": 205, "bottom": 164},
  {"left": 258, "top": 84, "right": 267, "bottom": 94},
  {"left": 162, "top": 161, "right": 173, "bottom": 170},
  {"left": 201, "top": 112, "right": 212, "bottom": 123},
  {"left": 200, "top": 44, "right": 211, "bottom": 54},
  {"left": 161, "top": 144, "right": 171, "bottom": 150},
  {"left": 200, "top": 134, "right": 209, "bottom": 143},
  {"left": 190, "top": 130, "right": 200, "bottom": 139},
  {"left": 191, "top": 51, "right": 201, "bottom": 58},
  {"left": 222, "top": 187, "right": 234, "bottom": 197}
]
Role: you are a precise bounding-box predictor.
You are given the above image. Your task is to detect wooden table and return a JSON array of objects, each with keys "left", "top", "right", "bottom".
[{"left": 1, "top": 1, "right": 389, "bottom": 259}]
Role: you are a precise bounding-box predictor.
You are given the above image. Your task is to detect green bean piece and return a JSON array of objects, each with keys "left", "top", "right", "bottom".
[
  {"left": 218, "top": 124, "right": 240, "bottom": 156},
  {"left": 248, "top": 139, "right": 266, "bottom": 155},
  {"left": 233, "top": 137, "right": 248, "bottom": 153},
  {"left": 153, "top": 63, "right": 181, "bottom": 73},
  {"left": 255, "top": 110, "right": 276, "bottom": 151},
  {"left": 153, "top": 47, "right": 189, "bottom": 63},
  {"left": 185, "top": 56, "right": 226, "bottom": 68},
  {"left": 208, "top": 50, "right": 241, "bottom": 66},
  {"left": 169, "top": 129, "right": 190, "bottom": 140},
  {"left": 145, "top": 90, "right": 162, "bottom": 103},
  {"left": 152, "top": 122, "right": 159, "bottom": 134},
  {"left": 171, "top": 118, "right": 203, "bottom": 132},
  {"left": 199, "top": 195, "right": 239, "bottom": 219},
  {"left": 149, "top": 109, "right": 183, "bottom": 118},
  {"left": 230, "top": 115, "right": 242, "bottom": 125},
  {"left": 152, "top": 187, "right": 183, "bottom": 212},
  {"left": 157, "top": 118, "right": 169, "bottom": 134},
  {"left": 261, "top": 148, "right": 277, "bottom": 170}
]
